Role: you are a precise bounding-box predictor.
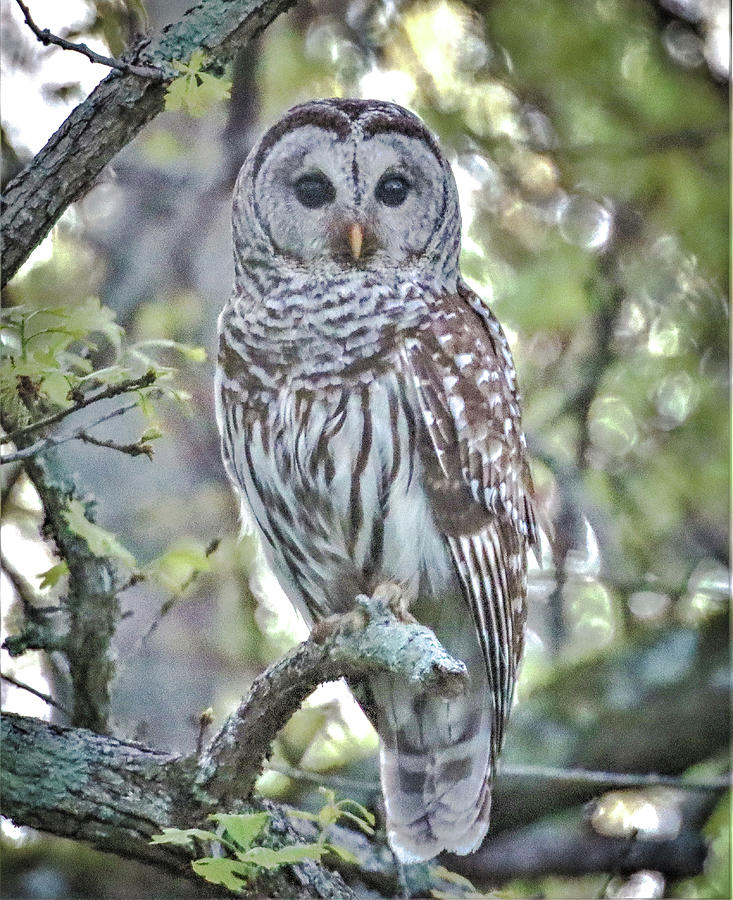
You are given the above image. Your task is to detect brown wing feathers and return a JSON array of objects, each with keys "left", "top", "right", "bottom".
[{"left": 402, "top": 288, "right": 536, "bottom": 751}]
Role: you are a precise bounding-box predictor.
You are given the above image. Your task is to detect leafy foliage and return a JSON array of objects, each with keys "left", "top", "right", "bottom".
[
  {"left": 165, "top": 51, "right": 232, "bottom": 117},
  {"left": 150, "top": 791, "right": 375, "bottom": 891},
  {"left": 0, "top": 303, "right": 203, "bottom": 429},
  {"left": 0, "top": 301, "right": 123, "bottom": 412}
]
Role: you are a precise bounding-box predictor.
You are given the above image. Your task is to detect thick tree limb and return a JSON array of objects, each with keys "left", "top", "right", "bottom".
[
  {"left": 2, "top": 616, "right": 726, "bottom": 896},
  {"left": 1, "top": 712, "right": 357, "bottom": 898},
  {"left": 1, "top": 0, "right": 296, "bottom": 285},
  {"left": 454, "top": 820, "right": 708, "bottom": 884}
]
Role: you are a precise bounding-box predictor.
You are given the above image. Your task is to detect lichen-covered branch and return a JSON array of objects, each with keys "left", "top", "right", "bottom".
[
  {"left": 1, "top": 711, "right": 187, "bottom": 868},
  {"left": 20, "top": 449, "right": 123, "bottom": 733},
  {"left": 1, "top": 0, "right": 296, "bottom": 285}
]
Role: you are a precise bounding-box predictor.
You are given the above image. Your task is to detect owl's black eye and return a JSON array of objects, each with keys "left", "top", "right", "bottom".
[
  {"left": 294, "top": 173, "right": 336, "bottom": 209},
  {"left": 375, "top": 174, "right": 410, "bottom": 207}
]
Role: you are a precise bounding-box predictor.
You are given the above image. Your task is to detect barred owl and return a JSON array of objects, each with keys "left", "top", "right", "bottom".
[{"left": 215, "top": 99, "right": 537, "bottom": 862}]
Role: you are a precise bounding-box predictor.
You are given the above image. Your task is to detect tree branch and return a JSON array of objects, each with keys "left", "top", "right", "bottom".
[
  {"left": 455, "top": 819, "right": 708, "bottom": 885},
  {"left": 1, "top": 0, "right": 296, "bottom": 286},
  {"left": 196, "top": 590, "right": 468, "bottom": 803},
  {"left": 0, "top": 400, "right": 141, "bottom": 464},
  {"left": 0, "top": 671, "right": 71, "bottom": 715},
  {"left": 2, "top": 598, "right": 467, "bottom": 898},
  {"left": 0, "top": 711, "right": 357, "bottom": 899},
  {"left": 20, "top": 449, "right": 124, "bottom": 732},
  {"left": 14, "top": 0, "right": 164, "bottom": 80},
  {"left": 77, "top": 428, "right": 154, "bottom": 459},
  {"left": 0, "top": 371, "right": 156, "bottom": 447},
  {"left": 2, "top": 615, "right": 726, "bottom": 896}
]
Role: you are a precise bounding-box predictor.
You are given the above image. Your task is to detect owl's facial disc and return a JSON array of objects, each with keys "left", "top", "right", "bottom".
[{"left": 253, "top": 123, "right": 446, "bottom": 268}]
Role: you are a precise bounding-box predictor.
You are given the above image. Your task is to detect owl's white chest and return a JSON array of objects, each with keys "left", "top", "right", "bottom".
[{"left": 233, "top": 370, "right": 454, "bottom": 620}]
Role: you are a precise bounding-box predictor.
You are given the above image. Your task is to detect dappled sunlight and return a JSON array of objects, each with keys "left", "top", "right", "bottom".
[{"left": 591, "top": 788, "right": 684, "bottom": 840}]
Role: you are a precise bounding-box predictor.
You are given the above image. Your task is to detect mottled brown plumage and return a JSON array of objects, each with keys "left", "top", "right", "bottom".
[{"left": 216, "top": 99, "right": 537, "bottom": 861}]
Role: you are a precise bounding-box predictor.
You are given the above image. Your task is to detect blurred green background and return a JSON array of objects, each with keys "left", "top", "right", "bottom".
[{"left": 1, "top": 0, "right": 729, "bottom": 897}]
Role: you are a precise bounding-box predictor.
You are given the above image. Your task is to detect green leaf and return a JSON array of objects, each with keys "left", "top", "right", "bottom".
[
  {"left": 324, "top": 842, "right": 358, "bottom": 864},
  {"left": 430, "top": 865, "right": 478, "bottom": 892},
  {"left": 149, "top": 827, "right": 219, "bottom": 849},
  {"left": 37, "top": 561, "right": 69, "bottom": 590},
  {"left": 184, "top": 49, "right": 206, "bottom": 74},
  {"left": 145, "top": 538, "right": 213, "bottom": 593},
  {"left": 288, "top": 809, "right": 320, "bottom": 823},
  {"left": 165, "top": 76, "right": 192, "bottom": 113},
  {"left": 209, "top": 812, "right": 269, "bottom": 852},
  {"left": 164, "top": 54, "right": 231, "bottom": 117},
  {"left": 195, "top": 73, "right": 232, "bottom": 107},
  {"left": 62, "top": 499, "right": 136, "bottom": 568},
  {"left": 336, "top": 797, "right": 376, "bottom": 830},
  {"left": 132, "top": 339, "right": 206, "bottom": 363},
  {"left": 140, "top": 424, "right": 164, "bottom": 442},
  {"left": 337, "top": 808, "right": 375, "bottom": 835},
  {"left": 242, "top": 843, "right": 326, "bottom": 868},
  {"left": 40, "top": 373, "right": 74, "bottom": 408},
  {"left": 78, "top": 364, "right": 133, "bottom": 386},
  {"left": 191, "top": 857, "right": 251, "bottom": 891}
]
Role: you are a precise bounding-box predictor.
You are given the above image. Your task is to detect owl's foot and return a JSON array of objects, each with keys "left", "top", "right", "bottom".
[
  {"left": 310, "top": 606, "right": 369, "bottom": 644},
  {"left": 371, "top": 580, "right": 418, "bottom": 625},
  {"left": 310, "top": 580, "right": 417, "bottom": 644}
]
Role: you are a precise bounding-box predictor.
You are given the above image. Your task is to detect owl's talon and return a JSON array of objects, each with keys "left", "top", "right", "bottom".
[
  {"left": 371, "top": 581, "right": 418, "bottom": 625},
  {"left": 310, "top": 606, "right": 368, "bottom": 643}
]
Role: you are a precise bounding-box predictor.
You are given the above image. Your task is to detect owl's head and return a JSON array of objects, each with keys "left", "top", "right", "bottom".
[{"left": 232, "top": 99, "right": 461, "bottom": 280}]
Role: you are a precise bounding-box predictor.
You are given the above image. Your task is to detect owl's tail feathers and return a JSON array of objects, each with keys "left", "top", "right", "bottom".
[{"left": 370, "top": 674, "right": 493, "bottom": 863}]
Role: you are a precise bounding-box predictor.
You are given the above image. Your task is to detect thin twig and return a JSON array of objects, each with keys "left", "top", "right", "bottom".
[
  {"left": 265, "top": 761, "right": 730, "bottom": 795},
  {"left": 14, "top": 0, "right": 164, "bottom": 81},
  {"left": 0, "top": 370, "right": 156, "bottom": 447},
  {"left": 195, "top": 707, "right": 215, "bottom": 757},
  {"left": 78, "top": 430, "right": 153, "bottom": 459},
  {"left": 500, "top": 763, "right": 730, "bottom": 793},
  {"left": 1, "top": 671, "right": 70, "bottom": 715},
  {"left": 1, "top": 401, "right": 141, "bottom": 464},
  {"left": 265, "top": 761, "right": 379, "bottom": 793}
]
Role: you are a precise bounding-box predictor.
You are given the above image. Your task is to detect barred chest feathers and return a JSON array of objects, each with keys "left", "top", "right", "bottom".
[{"left": 216, "top": 291, "right": 458, "bottom": 623}]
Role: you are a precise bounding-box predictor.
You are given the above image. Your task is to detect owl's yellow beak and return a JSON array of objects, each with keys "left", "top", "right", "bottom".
[{"left": 347, "top": 223, "right": 364, "bottom": 260}]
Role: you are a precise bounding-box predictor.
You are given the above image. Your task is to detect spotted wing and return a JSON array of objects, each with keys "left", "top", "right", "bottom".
[{"left": 401, "top": 282, "right": 537, "bottom": 754}]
